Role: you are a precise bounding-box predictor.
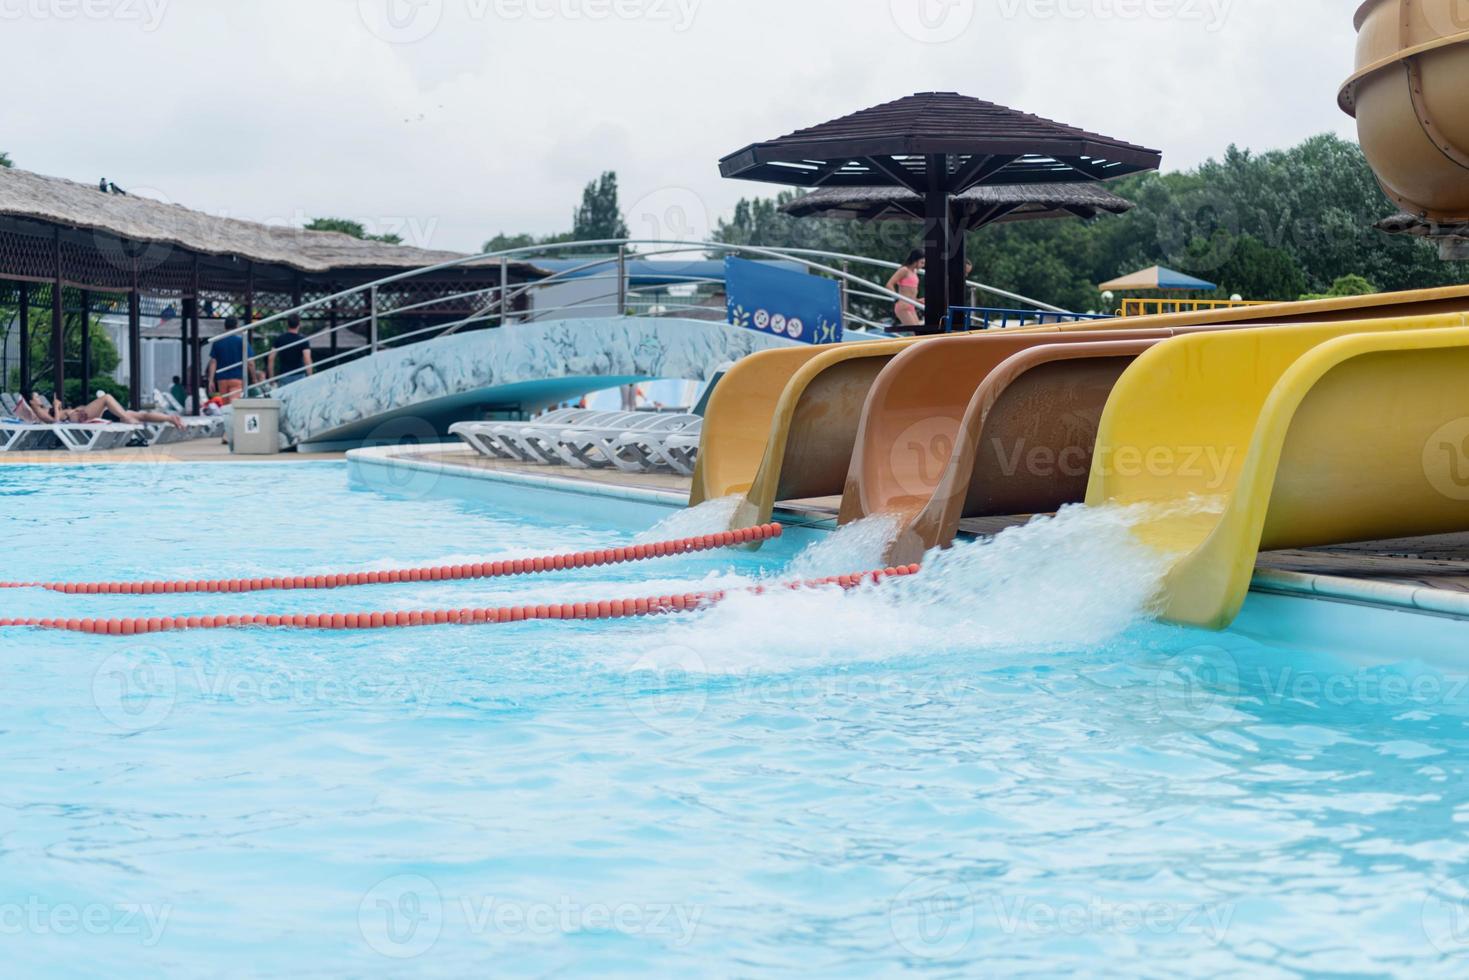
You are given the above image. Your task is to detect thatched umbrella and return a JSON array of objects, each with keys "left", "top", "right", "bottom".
[{"left": 721, "top": 92, "right": 1160, "bottom": 331}]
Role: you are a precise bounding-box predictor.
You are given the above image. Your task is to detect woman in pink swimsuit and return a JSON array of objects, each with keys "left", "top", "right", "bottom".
[{"left": 887, "top": 249, "right": 924, "bottom": 328}]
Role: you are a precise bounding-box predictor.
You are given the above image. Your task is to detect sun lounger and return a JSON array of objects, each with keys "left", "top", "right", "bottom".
[
  {"left": 0, "top": 418, "right": 60, "bottom": 452},
  {"left": 151, "top": 390, "right": 225, "bottom": 440},
  {"left": 51, "top": 421, "right": 145, "bottom": 453},
  {"left": 634, "top": 419, "right": 702, "bottom": 475}
]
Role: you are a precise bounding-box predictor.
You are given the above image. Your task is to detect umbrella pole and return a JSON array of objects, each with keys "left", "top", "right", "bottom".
[
  {"left": 946, "top": 202, "right": 968, "bottom": 326},
  {"left": 922, "top": 154, "right": 949, "bottom": 333}
]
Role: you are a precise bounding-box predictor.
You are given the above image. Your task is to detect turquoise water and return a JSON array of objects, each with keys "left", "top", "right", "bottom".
[{"left": 4, "top": 464, "right": 1469, "bottom": 976}]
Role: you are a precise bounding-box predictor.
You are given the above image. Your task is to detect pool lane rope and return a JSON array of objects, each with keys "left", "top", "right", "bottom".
[
  {"left": 0, "top": 524, "right": 785, "bottom": 596},
  {"left": 0, "top": 565, "right": 922, "bottom": 635}
]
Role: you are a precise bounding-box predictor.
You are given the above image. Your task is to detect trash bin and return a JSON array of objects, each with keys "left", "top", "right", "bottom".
[{"left": 230, "top": 398, "right": 281, "bottom": 455}]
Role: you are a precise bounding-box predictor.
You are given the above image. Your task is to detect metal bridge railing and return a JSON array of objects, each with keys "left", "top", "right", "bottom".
[
  {"left": 192, "top": 240, "right": 1075, "bottom": 399},
  {"left": 943, "top": 307, "right": 1114, "bottom": 332}
]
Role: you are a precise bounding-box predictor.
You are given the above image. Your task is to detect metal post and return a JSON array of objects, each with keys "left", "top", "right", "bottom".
[
  {"left": 839, "top": 259, "right": 850, "bottom": 324},
  {"left": 328, "top": 286, "right": 339, "bottom": 361},
  {"left": 946, "top": 206, "right": 968, "bottom": 329},
  {"left": 185, "top": 297, "right": 200, "bottom": 413},
  {"left": 18, "top": 283, "right": 30, "bottom": 398},
  {"left": 51, "top": 236, "right": 65, "bottom": 401},
  {"left": 79, "top": 289, "right": 91, "bottom": 398},
  {"left": 616, "top": 245, "right": 627, "bottom": 316},
  {"left": 499, "top": 257, "right": 509, "bottom": 326},
  {"left": 127, "top": 289, "right": 142, "bottom": 409},
  {"left": 369, "top": 285, "right": 380, "bottom": 354},
  {"left": 922, "top": 154, "right": 950, "bottom": 334}
]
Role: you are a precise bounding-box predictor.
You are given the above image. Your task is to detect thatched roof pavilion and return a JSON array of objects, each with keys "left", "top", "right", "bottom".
[{"left": 0, "top": 166, "right": 547, "bottom": 407}]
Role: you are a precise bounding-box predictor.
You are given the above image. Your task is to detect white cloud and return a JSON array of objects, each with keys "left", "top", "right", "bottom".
[{"left": 0, "top": 0, "right": 1362, "bottom": 252}]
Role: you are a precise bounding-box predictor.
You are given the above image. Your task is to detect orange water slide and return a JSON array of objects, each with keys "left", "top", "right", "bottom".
[{"left": 838, "top": 329, "right": 1193, "bottom": 562}]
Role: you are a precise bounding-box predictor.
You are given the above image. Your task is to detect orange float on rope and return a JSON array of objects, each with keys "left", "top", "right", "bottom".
[{"left": 0, "top": 564, "right": 922, "bottom": 635}]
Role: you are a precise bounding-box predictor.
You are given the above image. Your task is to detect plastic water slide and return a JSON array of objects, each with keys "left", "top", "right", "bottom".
[
  {"left": 1086, "top": 313, "right": 1469, "bottom": 629},
  {"left": 689, "top": 336, "right": 932, "bottom": 525},
  {"left": 838, "top": 328, "right": 1197, "bottom": 565},
  {"left": 690, "top": 328, "right": 1138, "bottom": 530}
]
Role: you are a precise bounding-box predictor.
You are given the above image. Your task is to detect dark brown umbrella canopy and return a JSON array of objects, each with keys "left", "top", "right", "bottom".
[
  {"left": 720, "top": 92, "right": 1160, "bottom": 330},
  {"left": 779, "top": 183, "right": 1135, "bottom": 231},
  {"left": 720, "top": 92, "right": 1162, "bottom": 190}
]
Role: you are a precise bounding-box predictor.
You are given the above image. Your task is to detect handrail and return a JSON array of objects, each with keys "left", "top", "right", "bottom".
[
  {"left": 944, "top": 306, "right": 1114, "bottom": 332},
  {"left": 190, "top": 239, "right": 1075, "bottom": 401}
]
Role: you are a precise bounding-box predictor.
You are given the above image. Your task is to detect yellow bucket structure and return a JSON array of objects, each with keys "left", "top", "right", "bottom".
[
  {"left": 1086, "top": 314, "right": 1469, "bottom": 630},
  {"left": 1340, "top": 0, "right": 1469, "bottom": 222}
]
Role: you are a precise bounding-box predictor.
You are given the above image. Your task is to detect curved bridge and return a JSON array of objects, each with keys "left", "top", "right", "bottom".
[{"left": 277, "top": 316, "right": 797, "bottom": 450}]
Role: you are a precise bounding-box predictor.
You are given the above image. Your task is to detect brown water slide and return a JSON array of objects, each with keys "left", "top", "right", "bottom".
[{"left": 840, "top": 330, "right": 1186, "bottom": 565}]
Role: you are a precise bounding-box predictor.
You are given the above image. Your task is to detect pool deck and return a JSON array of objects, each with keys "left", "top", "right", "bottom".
[{"left": 0, "top": 441, "right": 349, "bottom": 464}]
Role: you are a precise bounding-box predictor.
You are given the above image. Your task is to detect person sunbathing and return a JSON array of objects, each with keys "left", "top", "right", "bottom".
[{"left": 27, "top": 392, "right": 185, "bottom": 430}]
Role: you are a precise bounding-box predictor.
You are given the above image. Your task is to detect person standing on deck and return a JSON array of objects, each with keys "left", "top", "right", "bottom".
[
  {"left": 207, "top": 317, "right": 262, "bottom": 404},
  {"left": 267, "top": 314, "right": 314, "bottom": 386},
  {"left": 887, "top": 249, "right": 925, "bottom": 330}
]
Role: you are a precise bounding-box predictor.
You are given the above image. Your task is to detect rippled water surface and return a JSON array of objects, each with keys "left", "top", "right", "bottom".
[{"left": 3, "top": 463, "right": 1469, "bottom": 977}]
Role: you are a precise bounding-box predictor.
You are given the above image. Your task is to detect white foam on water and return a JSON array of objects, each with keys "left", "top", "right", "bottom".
[
  {"left": 634, "top": 495, "right": 745, "bottom": 544},
  {"left": 598, "top": 499, "right": 1223, "bottom": 676},
  {"left": 784, "top": 514, "right": 900, "bottom": 581}
]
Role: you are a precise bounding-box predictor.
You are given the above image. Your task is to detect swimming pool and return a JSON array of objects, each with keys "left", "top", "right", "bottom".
[{"left": 4, "top": 462, "right": 1469, "bottom": 976}]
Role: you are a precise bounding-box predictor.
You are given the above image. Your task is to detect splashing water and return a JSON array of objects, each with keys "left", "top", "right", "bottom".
[
  {"left": 634, "top": 495, "right": 745, "bottom": 543},
  {"left": 603, "top": 499, "right": 1220, "bottom": 675},
  {"left": 786, "top": 514, "right": 900, "bottom": 580}
]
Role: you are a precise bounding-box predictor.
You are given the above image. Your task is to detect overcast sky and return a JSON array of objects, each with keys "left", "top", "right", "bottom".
[{"left": 1, "top": 0, "right": 1361, "bottom": 253}]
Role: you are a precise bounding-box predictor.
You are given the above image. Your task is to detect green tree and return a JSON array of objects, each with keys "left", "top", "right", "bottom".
[
  {"left": 572, "top": 172, "right": 629, "bottom": 241},
  {"left": 0, "top": 151, "right": 11, "bottom": 168},
  {"left": 7, "top": 300, "right": 127, "bottom": 404},
  {"left": 482, "top": 232, "right": 540, "bottom": 254},
  {"left": 304, "top": 217, "right": 403, "bottom": 245},
  {"left": 1300, "top": 274, "right": 1377, "bottom": 300}
]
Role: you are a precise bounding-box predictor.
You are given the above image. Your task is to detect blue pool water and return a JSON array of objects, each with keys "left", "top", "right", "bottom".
[{"left": 4, "top": 463, "right": 1469, "bottom": 976}]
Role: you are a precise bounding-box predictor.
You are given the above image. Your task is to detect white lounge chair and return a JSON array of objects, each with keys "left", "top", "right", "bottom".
[
  {"left": 0, "top": 419, "right": 60, "bottom": 452},
  {"left": 628, "top": 418, "right": 702, "bottom": 475},
  {"left": 452, "top": 409, "right": 588, "bottom": 461},
  {"left": 556, "top": 413, "right": 701, "bottom": 473},
  {"left": 151, "top": 389, "right": 225, "bottom": 440},
  {"left": 51, "top": 421, "right": 145, "bottom": 453},
  {"left": 511, "top": 411, "right": 631, "bottom": 464}
]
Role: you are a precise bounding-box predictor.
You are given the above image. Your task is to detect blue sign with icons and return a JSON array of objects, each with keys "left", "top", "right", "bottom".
[{"left": 725, "top": 257, "right": 842, "bottom": 346}]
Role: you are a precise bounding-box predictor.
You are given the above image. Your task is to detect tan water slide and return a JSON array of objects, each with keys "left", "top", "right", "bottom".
[{"left": 839, "top": 330, "right": 1193, "bottom": 564}]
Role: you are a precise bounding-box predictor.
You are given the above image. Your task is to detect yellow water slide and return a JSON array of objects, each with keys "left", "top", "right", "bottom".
[{"left": 1086, "top": 314, "right": 1469, "bottom": 629}]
